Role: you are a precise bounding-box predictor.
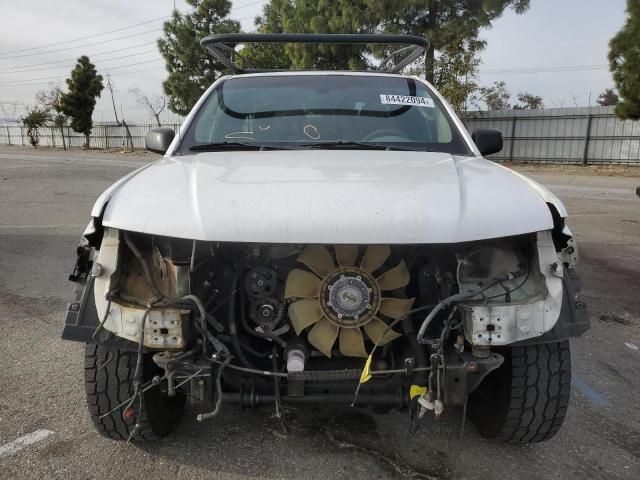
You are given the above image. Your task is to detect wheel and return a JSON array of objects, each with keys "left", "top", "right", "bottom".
[
  {"left": 467, "top": 340, "right": 571, "bottom": 444},
  {"left": 84, "top": 343, "right": 186, "bottom": 441}
]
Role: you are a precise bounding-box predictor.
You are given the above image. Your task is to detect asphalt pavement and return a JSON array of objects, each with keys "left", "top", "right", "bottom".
[{"left": 0, "top": 146, "right": 639, "bottom": 480}]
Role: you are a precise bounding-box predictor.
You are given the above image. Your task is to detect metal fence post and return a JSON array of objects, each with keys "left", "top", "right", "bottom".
[
  {"left": 582, "top": 113, "right": 593, "bottom": 165},
  {"left": 509, "top": 116, "right": 517, "bottom": 161}
]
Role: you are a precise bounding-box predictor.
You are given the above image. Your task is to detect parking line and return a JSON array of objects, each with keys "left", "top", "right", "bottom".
[
  {"left": 572, "top": 376, "right": 609, "bottom": 407},
  {"left": 0, "top": 429, "right": 54, "bottom": 458}
]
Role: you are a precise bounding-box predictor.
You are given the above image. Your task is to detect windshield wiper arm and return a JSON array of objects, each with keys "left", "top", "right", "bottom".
[
  {"left": 305, "top": 141, "right": 387, "bottom": 150},
  {"left": 189, "top": 142, "right": 307, "bottom": 151},
  {"left": 305, "top": 141, "right": 421, "bottom": 151},
  {"left": 189, "top": 142, "right": 264, "bottom": 151}
]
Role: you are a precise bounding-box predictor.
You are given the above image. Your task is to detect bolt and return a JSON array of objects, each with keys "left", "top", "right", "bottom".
[{"left": 91, "top": 262, "right": 104, "bottom": 278}]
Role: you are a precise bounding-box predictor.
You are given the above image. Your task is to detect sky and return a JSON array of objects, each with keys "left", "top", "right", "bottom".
[{"left": 0, "top": 0, "right": 629, "bottom": 123}]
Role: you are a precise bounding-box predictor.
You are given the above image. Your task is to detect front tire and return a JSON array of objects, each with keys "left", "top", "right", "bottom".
[
  {"left": 468, "top": 341, "right": 571, "bottom": 444},
  {"left": 84, "top": 343, "right": 186, "bottom": 441}
]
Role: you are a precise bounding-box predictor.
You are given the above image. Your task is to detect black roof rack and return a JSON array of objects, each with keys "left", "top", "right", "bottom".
[{"left": 200, "top": 33, "right": 429, "bottom": 75}]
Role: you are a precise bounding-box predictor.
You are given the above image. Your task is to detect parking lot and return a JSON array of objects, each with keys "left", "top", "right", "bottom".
[{"left": 0, "top": 146, "right": 639, "bottom": 480}]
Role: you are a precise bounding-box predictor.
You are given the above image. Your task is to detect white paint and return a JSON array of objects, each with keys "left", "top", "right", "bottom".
[
  {"left": 97, "top": 150, "right": 556, "bottom": 244},
  {"left": 462, "top": 231, "right": 565, "bottom": 345},
  {"left": 0, "top": 429, "right": 53, "bottom": 458},
  {"left": 86, "top": 71, "right": 570, "bottom": 243},
  {"left": 499, "top": 166, "right": 568, "bottom": 217}
]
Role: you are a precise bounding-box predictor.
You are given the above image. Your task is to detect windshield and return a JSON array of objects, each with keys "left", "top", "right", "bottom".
[{"left": 180, "top": 74, "right": 471, "bottom": 154}]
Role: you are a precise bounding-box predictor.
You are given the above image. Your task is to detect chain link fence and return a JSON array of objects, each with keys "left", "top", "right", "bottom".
[{"left": 1, "top": 106, "right": 640, "bottom": 164}]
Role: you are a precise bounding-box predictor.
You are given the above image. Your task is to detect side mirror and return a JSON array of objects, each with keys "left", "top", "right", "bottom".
[
  {"left": 471, "top": 128, "right": 503, "bottom": 156},
  {"left": 145, "top": 127, "right": 175, "bottom": 155}
]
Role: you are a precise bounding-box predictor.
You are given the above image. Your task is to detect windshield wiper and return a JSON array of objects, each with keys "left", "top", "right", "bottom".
[
  {"left": 189, "top": 142, "right": 306, "bottom": 152},
  {"left": 189, "top": 142, "right": 263, "bottom": 151},
  {"left": 304, "top": 141, "right": 422, "bottom": 151}
]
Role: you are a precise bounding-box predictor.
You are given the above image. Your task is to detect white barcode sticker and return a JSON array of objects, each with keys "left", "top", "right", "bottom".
[{"left": 380, "top": 94, "right": 435, "bottom": 108}]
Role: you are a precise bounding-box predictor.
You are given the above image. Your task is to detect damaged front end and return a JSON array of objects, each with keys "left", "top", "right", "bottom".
[{"left": 63, "top": 225, "right": 588, "bottom": 435}]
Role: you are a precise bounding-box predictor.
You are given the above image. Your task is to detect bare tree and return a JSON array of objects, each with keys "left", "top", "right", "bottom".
[
  {"left": 473, "top": 81, "right": 511, "bottom": 111},
  {"left": 513, "top": 92, "right": 544, "bottom": 110},
  {"left": 130, "top": 87, "right": 166, "bottom": 127},
  {"left": 36, "top": 83, "right": 67, "bottom": 150},
  {"left": 103, "top": 75, "right": 135, "bottom": 152},
  {"left": 105, "top": 74, "right": 121, "bottom": 126}
]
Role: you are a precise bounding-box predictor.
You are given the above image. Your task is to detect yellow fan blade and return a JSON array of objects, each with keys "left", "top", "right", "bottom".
[
  {"left": 338, "top": 327, "right": 368, "bottom": 358},
  {"left": 335, "top": 245, "right": 358, "bottom": 268},
  {"left": 307, "top": 317, "right": 339, "bottom": 358},
  {"left": 376, "top": 260, "right": 410, "bottom": 291},
  {"left": 360, "top": 245, "right": 391, "bottom": 273},
  {"left": 284, "top": 269, "right": 322, "bottom": 299},
  {"left": 298, "top": 245, "right": 335, "bottom": 277},
  {"left": 288, "top": 299, "right": 323, "bottom": 335},
  {"left": 379, "top": 297, "right": 415, "bottom": 320},
  {"left": 363, "top": 317, "right": 403, "bottom": 346}
]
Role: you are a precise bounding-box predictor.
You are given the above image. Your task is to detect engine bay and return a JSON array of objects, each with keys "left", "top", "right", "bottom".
[{"left": 81, "top": 228, "right": 565, "bottom": 424}]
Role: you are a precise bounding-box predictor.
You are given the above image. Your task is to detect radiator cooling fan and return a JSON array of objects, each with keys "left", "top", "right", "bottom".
[{"left": 284, "top": 246, "right": 414, "bottom": 358}]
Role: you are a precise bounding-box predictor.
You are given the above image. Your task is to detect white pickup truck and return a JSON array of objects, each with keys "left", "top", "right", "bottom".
[{"left": 62, "top": 34, "right": 589, "bottom": 445}]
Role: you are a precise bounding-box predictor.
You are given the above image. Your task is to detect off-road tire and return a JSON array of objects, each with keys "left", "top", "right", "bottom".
[
  {"left": 84, "top": 343, "right": 186, "bottom": 441},
  {"left": 468, "top": 340, "right": 571, "bottom": 445}
]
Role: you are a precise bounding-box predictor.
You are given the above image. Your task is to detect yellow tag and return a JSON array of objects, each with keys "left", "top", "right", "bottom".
[
  {"left": 359, "top": 355, "right": 373, "bottom": 384},
  {"left": 410, "top": 384, "right": 427, "bottom": 400}
]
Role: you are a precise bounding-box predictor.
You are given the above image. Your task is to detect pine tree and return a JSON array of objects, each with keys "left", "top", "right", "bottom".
[
  {"left": 158, "top": 0, "right": 240, "bottom": 115},
  {"left": 60, "top": 56, "right": 104, "bottom": 148},
  {"left": 247, "top": 1, "right": 529, "bottom": 111},
  {"left": 238, "top": 0, "right": 292, "bottom": 70},
  {"left": 253, "top": 1, "right": 530, "bottom": 82},
  {"left": 609, "top": 0, "right": 640, "bottom": 119}
]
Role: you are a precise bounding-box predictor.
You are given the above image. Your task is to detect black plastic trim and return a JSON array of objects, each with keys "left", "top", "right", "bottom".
[
  {"left": 62, "top": 276, "right": 100, "bottom": 343},
  {"left": 513, "top": 268, "right": 590, "bottom": 346},
  {"left": 200, "top": 33, "right": 429, "bottom": 74}
]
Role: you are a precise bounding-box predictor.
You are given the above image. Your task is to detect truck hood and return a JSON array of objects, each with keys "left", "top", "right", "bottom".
[{"left": 96, "top": 150, "right": 562, "bottom": 243}]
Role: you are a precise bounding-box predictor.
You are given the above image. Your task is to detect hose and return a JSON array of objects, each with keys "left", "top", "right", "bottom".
[
  {"left": 416, "top": 278, "right": 506, "bottom": 344},
  {"left": 226, "top": 270, "right": 255, "bottom": 368},
  {"left": 272, "top": 345, "right": 283, "bottom": 420},
  {"left": 401, "top": 313, "right": 427, "bottom": 387},
  {"left": 122, "top": 306, "right": 152, "bottom": 420},
  {"left": 197, "top": 355, "right": 231, "bottom": 422},
  {"left": 91, "top": 287, "right": 119, "bottom": 344}
]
